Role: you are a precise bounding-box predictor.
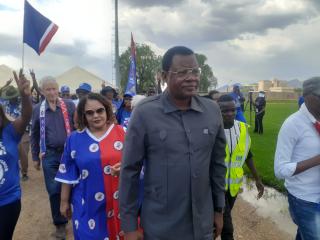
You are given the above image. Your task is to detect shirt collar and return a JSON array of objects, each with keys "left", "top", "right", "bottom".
[
  {"left": 45, "top": 98, "right": 61, "bottom": 110},
  {"left": 162, "top": 90, "right": 203, "bottom": 113},
  {"left": 300, "top": 103, "right": 316, "bottom": 123}
]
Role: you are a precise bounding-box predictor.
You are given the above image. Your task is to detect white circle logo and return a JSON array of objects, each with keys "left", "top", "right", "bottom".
[
  {"left": 89, "top": 143, "right": 99, "bottom": 152},
  {"left": 58, "top": 164, "right": 66, "bottom": 173},
  {"left": 82, "top": 169, "right": 89, "bottom": 179},
  {"left": 95, "top": 192, "right": 105, "bottom": 201},
  {"left": 82, "top": 198, "right": 85, "bottom": 205},
  {"left": 70, "top": 150, "right": 76, "bottom": 159},
  {"left": 88, "top": 219, "right": 95, "bottom": 230},
  {"left": 113, "top": 190, "right": 119, "bottom": 200},
  {"left": 113, "top": 141, "right": 123, "bottom": 151},
  {"left": 104, "top": 165, "right": 111, "bottom": 175}
]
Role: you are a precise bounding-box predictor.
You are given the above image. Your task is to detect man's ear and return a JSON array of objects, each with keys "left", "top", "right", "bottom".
[{"left": 162, "top": 71, "right": 168, "bottom": 84}]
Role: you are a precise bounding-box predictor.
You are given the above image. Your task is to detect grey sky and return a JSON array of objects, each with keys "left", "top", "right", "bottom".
[{"left": 0, "top": 0, "right": 319, "bottom": 87}]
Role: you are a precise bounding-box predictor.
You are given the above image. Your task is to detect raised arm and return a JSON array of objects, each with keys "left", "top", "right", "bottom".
[{"left": 12, "top": 69, "right": 32, "bottom": 135}]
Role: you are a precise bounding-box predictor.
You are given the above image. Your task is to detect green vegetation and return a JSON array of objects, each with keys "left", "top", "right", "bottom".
[{"left": 244, "top": 100, "right": 298, "bottom": 192}]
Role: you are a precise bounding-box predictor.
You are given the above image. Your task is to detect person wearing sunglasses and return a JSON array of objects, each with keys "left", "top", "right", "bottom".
[
  {"left": 275, "top": 77, "right": 320, "bottom": 240},
  {"left": 55, "top": 93, "right": 125, "bottom": 240}
]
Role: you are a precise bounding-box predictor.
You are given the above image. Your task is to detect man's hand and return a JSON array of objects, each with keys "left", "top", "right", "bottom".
[
  {"left": 33, "top": 160, "right": 41, "bottom": 170},
  {"left": 124, "top": 231, "right": 143, "bottom": 240},
  {"left": 13, "top": 69, "right": 31, "bottom": 97},
  {"left": 60, "top": 200, "right": 72, "bottom": 219},
  {"left": 5, "top": 78, "right": 13, "bottom": 87},
  {"left": 213, "top": 212, "right": 223, "bottom": 239},
  {"left": 256, "top": 180, "right": 264, "bottom": 199}
]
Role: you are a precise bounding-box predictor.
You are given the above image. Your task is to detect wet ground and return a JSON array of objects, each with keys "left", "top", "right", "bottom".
[{"left": 13, "top": 167, "right": 295, "bottom": 239}]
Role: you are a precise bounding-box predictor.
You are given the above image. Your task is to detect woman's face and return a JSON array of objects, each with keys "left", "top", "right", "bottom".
[
  {"left": 124, "top": 96, "right": 132, "bottom": 110},
  {"left": 84, "top": 99, "right": 108, "bottom": 131}
]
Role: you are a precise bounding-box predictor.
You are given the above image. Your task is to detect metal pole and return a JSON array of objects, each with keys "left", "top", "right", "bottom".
[{"left": 114, "top": 0, "right": 120, "bottom": 88}]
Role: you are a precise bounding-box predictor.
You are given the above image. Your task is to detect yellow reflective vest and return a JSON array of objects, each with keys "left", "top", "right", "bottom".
[{"left": 225, "top": 121, "right": 251, "bottom": 197}]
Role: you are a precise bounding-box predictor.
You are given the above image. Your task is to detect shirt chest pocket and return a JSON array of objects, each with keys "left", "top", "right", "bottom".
[{"left": 192, "top": 127, "right": 217, "bottom": 152}]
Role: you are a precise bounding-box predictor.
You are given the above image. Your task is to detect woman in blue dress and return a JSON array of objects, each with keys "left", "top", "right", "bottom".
[
  {"left": 0, "top": 70, "right": 32, "bottom": 240},
  {"left": 55, "top": 93, "right": 125, "bottom": 240}
]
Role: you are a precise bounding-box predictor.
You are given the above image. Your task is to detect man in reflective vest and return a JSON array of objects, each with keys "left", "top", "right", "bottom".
[{"left": 218, "top": 94, "right": 264, "bottom": 240}]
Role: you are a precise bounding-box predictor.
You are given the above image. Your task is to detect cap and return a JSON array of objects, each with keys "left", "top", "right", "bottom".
[
  {"left": 1, "top": 86, "right": 19, "bottom": 100},
  {"left": 76, "top": 83, "right": 92, "bottom": 93},
  {"left": 303, "top": 77, "right": 320, "bottom": 96},
  {"left": 60, "top": 85, "right": 70, "bottom": 93}
]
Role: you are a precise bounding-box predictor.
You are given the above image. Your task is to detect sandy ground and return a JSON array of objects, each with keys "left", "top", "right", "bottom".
[{"left": 13, "top": 166, "right": 294, "bottom": 240}]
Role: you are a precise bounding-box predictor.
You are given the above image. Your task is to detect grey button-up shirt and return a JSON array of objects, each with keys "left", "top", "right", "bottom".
[{"left": 119, "top": 91, "right": 226, "bottom": 240}]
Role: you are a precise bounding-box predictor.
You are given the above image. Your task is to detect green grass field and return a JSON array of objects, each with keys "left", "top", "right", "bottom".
[{"left": 243, "top": 100, "right": 298, "bottom": 192}]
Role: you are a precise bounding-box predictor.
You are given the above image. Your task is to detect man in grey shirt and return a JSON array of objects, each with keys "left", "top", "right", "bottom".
[{"left": 119, "top": 46, "right": 226, "bottom": 240}]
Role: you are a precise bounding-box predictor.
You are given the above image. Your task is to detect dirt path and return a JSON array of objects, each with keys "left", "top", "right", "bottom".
[{"left": 13, "top": 166, "right": 294, "bottom": 240}]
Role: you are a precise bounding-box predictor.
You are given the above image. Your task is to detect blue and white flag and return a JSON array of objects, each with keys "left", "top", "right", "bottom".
[
  {"left": 125, "top": 33, "right": 137, "bottom": 96},
  {"left": 23, "top": 0, "right": 58, "bottom": 55}
]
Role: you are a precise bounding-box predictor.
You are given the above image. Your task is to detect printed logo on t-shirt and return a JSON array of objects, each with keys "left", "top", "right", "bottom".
[
  {"left": 113, "top": 190, "right": 119, "bottom": 200},
  {"left": 82, "top": 169, "right": 89, "bottom": 179},
  {"left": 88, "top": 219, "right": 95, "bottom": 230},
  {"left": 89, "top": 143, "right": 99, "bottom": 152},
  {"left": 58, "top": 164, "right": 67, "bottom": 173},
  {"left": 107, "top": 209, "right": 114, "bottom": 218},
  {"left": 113, "top": 141, "right": 123, "bottom": 151},
  {"left": 104, "top": 165, "right": 111, "bottom": 175},
  {"left": 95, "top": 192, "right": 105, "bottom": 201},
  {"left": 0, "top": 159, "right": 8, "bottom": 185},
  {"left": 0, "top": 142, "right": 7, "bottom": 156}
]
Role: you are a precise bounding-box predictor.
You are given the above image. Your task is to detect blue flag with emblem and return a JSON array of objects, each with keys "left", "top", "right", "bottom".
[
  {"left": 23, "top": 0, "right": 59, "bottom": 55},
  {"left": 125, "top": 33, "right": 137, "bottom": 96}
]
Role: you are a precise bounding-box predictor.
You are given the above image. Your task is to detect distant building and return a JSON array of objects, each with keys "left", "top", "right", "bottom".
[{"left": 258, "top": 78, "right": 294, "bottom": 93}]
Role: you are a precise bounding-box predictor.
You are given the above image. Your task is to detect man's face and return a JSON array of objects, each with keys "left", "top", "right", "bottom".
[
  {"left": 105, "top": 91, "right": 114, "bottom": 101},
  {"left": 42, "top": 82, "right": 59, "bottom": 102},
  {"left": 219, "top": 101, "right": 236, "bottom": 126},
  {"left": 61, "top": 92, "right": 70, "bottom": 99},
  {"left": 305, "top": 93, "right": 320, "bottom": 117},
  {"left": 77, "top": 90, "right": 89, "bottom": 99},
  {"left": 164, "top": 54, "right": 200, "bottom": 100}
]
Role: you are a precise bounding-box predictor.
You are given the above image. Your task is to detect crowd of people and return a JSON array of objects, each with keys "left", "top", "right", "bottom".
[{"left": 0, "top": 45, "right": 319, "bottom": 240}]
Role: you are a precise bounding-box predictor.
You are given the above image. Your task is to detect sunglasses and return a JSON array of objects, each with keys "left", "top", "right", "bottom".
[{"left": 85, "top": 107, "right": 106, "bottom": 116}]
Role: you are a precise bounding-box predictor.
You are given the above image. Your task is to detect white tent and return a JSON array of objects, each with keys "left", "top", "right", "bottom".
[
  {"left": 0, "top": 65, "right": 14, "bottom": 88},
  {"left": 55, "top": 66, "right": 115, "bottom": 93}
]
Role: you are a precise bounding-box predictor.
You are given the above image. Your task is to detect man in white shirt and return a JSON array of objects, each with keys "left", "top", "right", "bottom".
[{"left": 274, "top": 77, "right": 320, "bottom": 240}]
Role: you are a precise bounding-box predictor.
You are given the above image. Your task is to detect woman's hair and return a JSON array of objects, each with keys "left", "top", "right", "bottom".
[
  {"left": 0, "top": 105, "right": 10, "bottom": 133},
  {"left": 77, "top": 93, "right": 114, "bottom": 130}
]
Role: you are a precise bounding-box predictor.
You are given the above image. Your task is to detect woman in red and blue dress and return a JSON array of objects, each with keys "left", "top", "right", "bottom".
[{"left": 55, "top": 93, "right": 125, "bottom": 240}]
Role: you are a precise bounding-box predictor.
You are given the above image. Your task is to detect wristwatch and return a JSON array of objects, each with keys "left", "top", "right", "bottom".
[{"left": 214, "top": 207, "right": 224, "bottom": 213}]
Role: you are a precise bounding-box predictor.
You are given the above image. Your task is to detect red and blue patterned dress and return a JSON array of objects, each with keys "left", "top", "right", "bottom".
[{"left": 55, "top": 124, "right": 125, "bottom": 240}]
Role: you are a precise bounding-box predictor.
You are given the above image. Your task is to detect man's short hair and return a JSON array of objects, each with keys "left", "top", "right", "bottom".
[
  {"left": 162, "top": 46, "right": 194, "bottom": 71},
  {"left": 217, "top": 94, "right": 235, "bottom": 103},
  {"left": 39, "top": 76, "right": 58, "bottom": 89},
  {"left": 303, "top": 77, "right": 320, "bottom": 97}
]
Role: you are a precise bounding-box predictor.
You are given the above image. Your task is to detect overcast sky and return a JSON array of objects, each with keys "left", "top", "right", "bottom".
[{"left": 0, "top": 0, "right": 320, "bottom": 87}]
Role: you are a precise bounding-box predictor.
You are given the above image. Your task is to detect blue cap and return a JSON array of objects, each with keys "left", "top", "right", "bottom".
[
  {"left": 60, "top": 85, "right": 70, "bottom": 93},
  {"left": 76, "top": 83, "right": 92, "bottom": 93}
]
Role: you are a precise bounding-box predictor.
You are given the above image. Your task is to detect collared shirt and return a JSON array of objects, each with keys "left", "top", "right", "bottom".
[
  {"left": 31, "top": 99, "right": 75, "bottom": 161},
  {"left": 119, "top": 91, "right": 226, "bottom": 239},
  {"left": 274, "top": 103, "right": 320, "bottom": 203}
]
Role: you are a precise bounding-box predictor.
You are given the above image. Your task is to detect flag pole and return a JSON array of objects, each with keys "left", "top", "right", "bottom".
[{"left": 22, "top": 43, "right": 25, "bottom": 70}]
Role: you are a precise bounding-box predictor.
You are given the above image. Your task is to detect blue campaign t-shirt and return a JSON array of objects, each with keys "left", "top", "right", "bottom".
[
  {"left": 118, "top": 109, "right": 131, "bottom": 128},
  {"left": 0, "top": 123, "right": 22, "bottom": 206}
]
